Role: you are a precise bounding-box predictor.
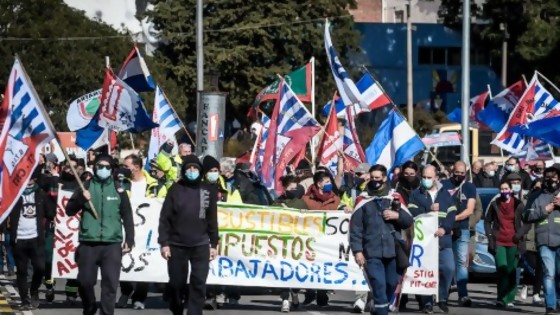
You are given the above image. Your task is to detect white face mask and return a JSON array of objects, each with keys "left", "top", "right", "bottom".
[{"left": 512, "top": 184, "right": 522, "bottom": 193}]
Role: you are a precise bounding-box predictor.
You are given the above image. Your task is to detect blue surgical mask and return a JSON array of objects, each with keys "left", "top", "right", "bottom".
[
  {"left": 96, "top": 168, "right": 111, "bottom": 180},
  {"left": 421, "top": 178, "right": 433, "bottom": 190},
  {"left": 185, "top": 169, "right": 200, "bottom": 181},
  {"left": 506, "top": 165, "right": 517, "bottom": 172},
  {"left": 512, "top": 184, "right": 522, "bottom": 193},
  {"left": 206, "top": 172, "right": 220, "bottom": 183},
  {"left": 322, "top": 183, "right": 333, "bottom": 193}
]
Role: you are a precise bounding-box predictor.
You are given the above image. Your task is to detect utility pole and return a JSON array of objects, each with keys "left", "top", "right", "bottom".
[
  {"left": 406, "top": 0, "right": 413, "bottom": 127},
  {"left": 500, "top": 23, "right": 508, "bottom": 87},
  {"left": 460, "top": 0, "right": 471, "bottom": 163}
]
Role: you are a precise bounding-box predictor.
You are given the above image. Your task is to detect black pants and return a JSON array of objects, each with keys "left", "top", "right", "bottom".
[
  {"left": 13, "top": 238, "right": 45, "bottom": 304},
  {"left": 77, "top": 242, "right": 122, "bottom": 315},
  {"left": 304, "top": 290, "right": 329, "bottom": 305},
  {"left": 168, "top": 245, "right": 209, "bottom": 315},
  {"left": 523, "top": 251, "right": 543, "bottom": 295},
  {"left": 120, "top": 281, "right": 149, "bottom": 303}
]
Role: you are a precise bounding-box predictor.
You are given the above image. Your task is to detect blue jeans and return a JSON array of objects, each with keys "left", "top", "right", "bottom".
[
  {"left": 365, "top": 257, "right": 397, "bottom": 315},
  {"left": 539, "top": 245, "right": 560, "bottom": 309},
  {"left": 420, "top": 248, "right": 455, "bottom": 306},
  {"left": 1, "top": 233, "right": 15, "bottom": 273},
  {"left": 452, "top": 228, "right": 470, "bottom": 299}
]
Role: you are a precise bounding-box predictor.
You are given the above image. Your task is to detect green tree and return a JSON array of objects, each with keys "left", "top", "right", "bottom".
[
  {"left": 149, "top": 0, "right": 361, "bottom": 123},
  {"left": 0, "top": 0, "right": 134, "bottom": 130}
]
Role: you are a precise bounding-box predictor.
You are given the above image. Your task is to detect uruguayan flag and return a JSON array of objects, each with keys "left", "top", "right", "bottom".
[
  {"left": 324, "top": 20, "right": 365, "bottom": 109},
  {"left": 118, "top": 46, "right": 155, "bottom": 92},
  {"left": 365, "top": 110, "right": 425, "bottom": 170},
  {"left": 146, "top": 86, "right": 183, "bottom": 164}
]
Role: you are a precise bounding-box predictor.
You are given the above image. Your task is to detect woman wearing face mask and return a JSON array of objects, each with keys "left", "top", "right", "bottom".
[
  {"left": 202, "top": 155, "right": 242, "bottom": 204},
  {"left": 302, "top": 172, "right": 341, "bottom": 211},
  {"left": 484, "top": 181, "right": 531, "bottom": 308},
  {"left": 158, "top": 155, "right": 219, "bottom": 315},
  {"left": 394, "top": 161, "right": 420, "bottom": 204}
]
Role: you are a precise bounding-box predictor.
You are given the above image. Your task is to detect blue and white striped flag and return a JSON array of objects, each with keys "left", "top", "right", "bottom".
[
  {"left": 365, "top": 111, "right": 425, "bottom": 170},
  {"left": 325, "top": 20, "right": 366, "bottom": 109},
  {"left": 118, "top": 46, "right": 155, "bottom": 92},
  {"left": 146, "top": 86, "right": 183, "bottom": 164}
]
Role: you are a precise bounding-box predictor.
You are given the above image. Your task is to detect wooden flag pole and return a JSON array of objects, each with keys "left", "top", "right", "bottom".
[{"left": 17, "top": 56, "right": 99, "bottom": 219}]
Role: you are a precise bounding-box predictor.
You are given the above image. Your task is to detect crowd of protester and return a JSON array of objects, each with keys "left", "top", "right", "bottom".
[{"left": 3, "top": 141, "right": 560, "bottom": 315}]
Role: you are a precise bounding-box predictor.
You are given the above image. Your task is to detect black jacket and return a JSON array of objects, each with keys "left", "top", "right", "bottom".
[
  {"left": 9, "top": 188, "right": 56, "bottom": 245},
  {"left": 474, "top": 172, "right": 500, "bottom": 188},
  {"left": 233, "top": 169, "right": 273, "bottom": 206},
  {"left": 158, "top": 180, "right": 219, "bottom": 248}
]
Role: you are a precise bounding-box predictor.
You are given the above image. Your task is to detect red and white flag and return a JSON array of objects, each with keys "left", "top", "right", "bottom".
[
  {"left": 317, "top": 102, "right": 343, "bottom": 175},
  {"left": 342, "top": 106, "right": 366, "bottom": 171},
  {"left": 0, "top": 59, "right": 56, "bottom": 223}
]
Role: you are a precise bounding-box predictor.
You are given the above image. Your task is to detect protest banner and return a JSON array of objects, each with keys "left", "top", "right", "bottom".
[
  {"left": 400, "top": 212, "right": 439, "bottom": 299},
  {"left": 52, "top": 193, "right": 369, "bottom": 291}
]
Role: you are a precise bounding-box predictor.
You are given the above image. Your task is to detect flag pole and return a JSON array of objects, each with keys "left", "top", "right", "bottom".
[
  {"left": 310, "top": 56, "right": 317, "bottom": 172},
  {"left": 159, "top": 88, "right": 197, "bottom": 146},
  {"left": 129, "top": 133, "right": 136, "bottom": 151},
  {"left": 487, "top": 84, "right": 506, "bottom": 167},
  {"left": 105, "top": 56, "right": 112, "bottom": 157},
  {"left": 17, "top": 56, "right": 99, "bottom": 220},
  {"left": 536, "top": 70, "right": 560, "bottom": 95}
]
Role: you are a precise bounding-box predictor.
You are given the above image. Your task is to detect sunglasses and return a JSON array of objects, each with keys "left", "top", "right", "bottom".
[{"left": 97, "top": 164, "right": 111, "bottom": 170}]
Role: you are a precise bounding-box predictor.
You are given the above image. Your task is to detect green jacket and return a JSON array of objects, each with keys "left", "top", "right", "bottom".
[{"left": 66, "top": 177, "right": 135, "bottom": 246}]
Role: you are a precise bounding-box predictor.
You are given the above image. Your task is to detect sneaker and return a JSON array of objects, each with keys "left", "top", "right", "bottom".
[
  {"left": 228, "top": 298, "right": 239, "bottom": 305},
  {"left": 437, "top": 302, "right": 449, "bottom": 313},
  {"left": 204, "top": 298, "right": 218, "bottom": 310},
  {"left": 423, "top": 304, "right": 434, "bottom": 314},
  {"left": 459, "top": 296, "right": 472, "bottom": 307},
  {"left": 46, "top": 288, "right": 55, "bottom": 302},
  {"left": 216, "top": 293, "right": 226, "bottom": 305},
  {"left": 353, "top": 298, "right": 365, "bottom": 313},
  {"left": 520, "top": 285, "right": 528, "bottom": 300},
  {"left": 291, "top": 292, "right": 299, "bottom": 309},
  {"left": 281, "top": 300, "right": 290, "bottom": 313},
  {"left": 546, "top": 308, "right": 557, "bottom": 314},
  {"left": 133, "top": 301, "right": 145, "bottom": 310},
  {"left": 496, "top": 301, "right": 505, "bottom": 308},
  {"left": 30, "top": 292, "right": 39, "bottom": 308},
  {"left": 66, "top": 295, "right": 77, "bottom": 304},
  {"left": 534, "top": 294, "right": 543, "bottom": 304},
  {"left": 506, "top": 303, "right": 515, "bottom": 309},
  {"left": 18, "top": 303, "right": 36, "bottom": 311},
  {"left": 116, "top": 294, "right": 129, "bottom": 308},
  {"left": 302, "top": 296, "right": 315, "bottom": 306}
]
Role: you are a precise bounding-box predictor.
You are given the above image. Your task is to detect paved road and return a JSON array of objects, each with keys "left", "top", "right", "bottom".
[{"left": 12, "top": 281, "right": 544, "bottom": 315}]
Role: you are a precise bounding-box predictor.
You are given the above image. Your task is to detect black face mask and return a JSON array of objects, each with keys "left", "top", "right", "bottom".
[
  {"left": 285, "top": 185, "right": 305, "bottom": 199},
  {"left": 61, "top": 171, "right": 74, "bottom": 181},
  {"left": 354, "top": 177, "right": 366, "bottom": 187},
  {"left": 367, "top": 180, "right": 383, "bottom": 192},
  {"left": 544, "top": 179, "right": 558, "bottom": 192},
  {"left": 400, "top": 175, "right": 420, "bottom": 189},
  {"left": 451, "top": 175, "right": 465, "bottom": 185}
]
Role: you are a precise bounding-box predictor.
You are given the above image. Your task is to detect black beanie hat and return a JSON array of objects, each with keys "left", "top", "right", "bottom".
[
  {"left": 95, "top": 154, "right": 114, "bottom": 166},
  {"left": 202, "top": 155, "right": 220, "bottom": 174},
  {"left": 181, "top": 155, "right": 202, "bottom": 173}
]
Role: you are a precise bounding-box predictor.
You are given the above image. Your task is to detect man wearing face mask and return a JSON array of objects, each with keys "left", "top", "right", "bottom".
[
  {"left": 523, "top": 166, "right": 560, "bottom": 314},
  {"left": 530, "top": 161, "right": 545, "bottom": 181},
  {"left": 66, "top": 155, "right": 135, "bottom": 315},
  {"left": 408, "top": 165, "right": 456, "bottom": 313},
  {"left": 441, "top": 161, "right": 477, "bottom": 307},
  {"left": 474, "top": 163, "right": 500, "bottom": 188},
  {"left": 159, "top": 155, "right": 219, "bottom": 315},
  {"left": 350, "top": 164, "right": 413, "bottom": 315},
  {"left": 10, "top": 169, "right": 56, "bottom": 310},
  {"left": 501, "top": 157, "right": 532, "bottom": 190},
  {"left": 505, "top": 173, "right": 526, "bottom": 200}
]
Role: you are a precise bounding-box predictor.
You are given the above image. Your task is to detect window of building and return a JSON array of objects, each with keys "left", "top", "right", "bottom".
[
  {"left": 448, "top": 47, "right": 461, "bottom": 65},
  {"left": 418, "top": 47, "right": 431, "bottom": 65},
  {"left": 417, "top": 46, "right": 487, "bottom": 66},
  {"left": 432, "top": 48, "right": 446, "bottom": 65}
]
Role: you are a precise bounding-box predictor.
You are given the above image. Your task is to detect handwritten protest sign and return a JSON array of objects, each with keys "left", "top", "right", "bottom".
[
  {"left": 401, "top": 212, "right": 439, "bottom": 299},
  {"left": 52, "top": 193, "right": 368, "bottom": 290}
]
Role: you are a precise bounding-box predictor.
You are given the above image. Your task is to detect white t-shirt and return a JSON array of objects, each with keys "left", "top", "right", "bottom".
[
  {"left": 17, "top": 193, "right": 38, "bottom": 240},
  {"left": 131, "top": 178, "right": 147, "bottom": 200},
  {"left": 428, "top": 190, "right": 438, "bottom": 203}
]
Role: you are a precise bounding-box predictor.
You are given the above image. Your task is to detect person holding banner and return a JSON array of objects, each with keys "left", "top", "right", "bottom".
[
  {"left": 349, "top": 164, "right": 413, "bottom": 315},
  {"left": 485, "top": 180, "right": 530, "bottom": 308},
  {"left": 9, "top": 169, "right": 56, "bottom": 311},
  {"left": 66, "top": 155, "right": 135, "bottom": 315},
  {"left": 158, "top": 155, "right": 219, "bottom": 315},
  {"left": 408, "top": 165, "right": 457, "bottom": 314}
]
